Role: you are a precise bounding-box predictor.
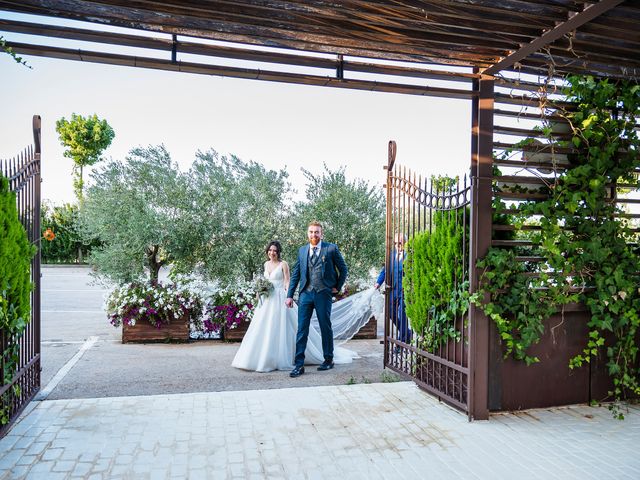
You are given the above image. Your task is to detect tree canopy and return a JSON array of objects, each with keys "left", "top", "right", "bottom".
[
  {"left": 292, "top": 165, "right": 385, "bottom": 282},
  {"left": 79, "top": 147, "right": 385, "bottom": 287},
  {"left": 78, "top": 145, "right": 193, "bottom": 283},
  {"left": 56, "top": 113, "right": 115, "bottom": 201}
]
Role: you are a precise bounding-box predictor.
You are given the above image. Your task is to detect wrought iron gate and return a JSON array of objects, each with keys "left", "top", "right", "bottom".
[
  {"left": 383, "top": 140, "right": 471, "bottom": 413},
  {"left": 0, "top": 116, "right": 42, "bottom": 436}
]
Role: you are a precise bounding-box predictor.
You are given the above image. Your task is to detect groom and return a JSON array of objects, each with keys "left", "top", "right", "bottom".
[{"left": 286, "top": 221, "right": 348, "bottom": 377}]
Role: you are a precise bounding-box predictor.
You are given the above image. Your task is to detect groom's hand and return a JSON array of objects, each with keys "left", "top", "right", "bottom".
[
  {"left": 285, "top": 298, "right": 293, "bottom": 308},
  {"left": 331, "top": 288, "right": 338, "bottom": 294}
]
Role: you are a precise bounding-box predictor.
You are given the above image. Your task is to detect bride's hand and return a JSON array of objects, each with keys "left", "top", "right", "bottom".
[{"left": 285, "top": 298, "right": 293, "bottom": 308}]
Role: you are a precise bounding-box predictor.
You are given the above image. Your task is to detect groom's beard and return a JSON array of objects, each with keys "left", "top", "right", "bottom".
[{"left": 309, "top": 238, "right": 320, "bottom": 246}]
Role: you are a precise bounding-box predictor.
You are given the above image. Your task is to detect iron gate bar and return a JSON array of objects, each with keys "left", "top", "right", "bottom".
[
  {"left": 384, "top": 142, "right": 472, "bottom": 414},
  {"left": 0, "top": 115, "right": 42, "bottom": 437}
]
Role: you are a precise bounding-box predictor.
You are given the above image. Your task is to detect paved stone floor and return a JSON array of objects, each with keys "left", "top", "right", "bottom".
[{"left": 1, "top": 381, "right": 639, "bottom": 480}]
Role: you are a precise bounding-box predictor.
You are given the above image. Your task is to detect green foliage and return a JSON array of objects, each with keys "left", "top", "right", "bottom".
[
  {"left": 40, "top": 202, "right": 96, "bottom": 263},
  {"left": 0, "top": 36, "right": 30, "bottom": 68},
  {"left": 474, "top": 76, "right": 640, "bottom": 411},
  {"left": 0, "top": 174, "right": 36, "bottom": 424},
  {"left": 55, "top": 113, "right": 115, "bottom": 200},
  {"left": 292, "top": 165, "right": 385, "bottom": 282},
  {"left": 379, "top": 371, "right": 402, "bottom": 383},
  {"left": 79, "top": 146, "right": 385, "bottom": 287},
  {"left": 188, "top": 149, "right": 294, "bottom": 283},
  {"left": 404, "top": 207, "right": 469, "bottom": 349},
  {"left": 78, "top": 145, "right": 194, "bottom": 284}
]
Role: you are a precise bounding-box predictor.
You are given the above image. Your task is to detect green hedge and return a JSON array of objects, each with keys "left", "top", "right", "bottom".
[
  {"left": 41, "top": 202, "right": 94, "bottom": 264},
  {"left": 403, "top": 208, "right": 469, "bottom": 348},
  {"left": 0, "top": 174, "right": 36, "bottom": 423}
]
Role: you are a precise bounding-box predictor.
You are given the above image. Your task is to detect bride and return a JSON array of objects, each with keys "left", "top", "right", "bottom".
[{"left": 232, "top": 240, "right": 381, "bottom": 372}]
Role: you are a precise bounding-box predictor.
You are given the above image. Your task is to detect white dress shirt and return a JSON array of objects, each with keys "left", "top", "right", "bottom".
[{"left": 308, "top": 241, "right": 322, "bottom": 259}]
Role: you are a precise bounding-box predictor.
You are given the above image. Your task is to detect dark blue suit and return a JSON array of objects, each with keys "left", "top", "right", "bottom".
[
  {"left": 287, "top": 242, "right": 348, "bottom": 367},
  {"left": 377, "top": 250, "right": 411, "bottom": 344}
]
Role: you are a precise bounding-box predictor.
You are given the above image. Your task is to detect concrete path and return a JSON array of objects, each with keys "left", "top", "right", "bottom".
[
  {"left": 1, "top": 382, "right": 639, "bottom": 479},
  {"left": 1, "top": 266, "right": 638, "bottom": 479}
]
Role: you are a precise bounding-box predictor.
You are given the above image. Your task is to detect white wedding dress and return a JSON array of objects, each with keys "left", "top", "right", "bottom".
[{"left": 232, "top": 263, "right": 382, "bottom": 372}]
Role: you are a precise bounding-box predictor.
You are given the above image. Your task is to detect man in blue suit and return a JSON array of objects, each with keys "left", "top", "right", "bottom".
[
  {"left": 375, "top": 233, "right": 411, "bottom": 348},
  {"left": 286, "top": 221, "right": 348, "bottom": 377}
]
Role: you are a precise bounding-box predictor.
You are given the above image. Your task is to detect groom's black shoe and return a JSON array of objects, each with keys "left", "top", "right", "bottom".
[
  {"left": 317, "top": 361, "right": 334, "bottom": 371},
  {"left": 290, "top": 366, "right": 305, "bottom": 378}
]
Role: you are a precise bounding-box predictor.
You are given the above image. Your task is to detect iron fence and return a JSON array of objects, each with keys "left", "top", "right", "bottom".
[
  {"left": 384, "top": 140, "right": 471, "bottom": 413},
  {"left": 0, "top": 115, "right": 42, "bottom": 436}
]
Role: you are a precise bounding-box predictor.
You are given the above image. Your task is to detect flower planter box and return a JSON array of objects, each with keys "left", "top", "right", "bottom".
[
  {"left": 223, "top": 320, "right": 250, "bottom": 342},
  {"left": 352, "top": 316, "right": 377, "bottom": 340},
  {"left": 122, "top": 314, "right": 190, "bottom": 343},
  {"left": 223, "top": 316, "right": 377, "bottom": 342}
]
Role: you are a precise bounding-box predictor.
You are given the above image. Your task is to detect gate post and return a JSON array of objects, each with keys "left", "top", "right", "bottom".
[
  {"left": 383, "top": 141, "right": 397, "bottom": 366},
  {"left": 32, "top": 114, "right": 42, "bottom": 392},
  {"left": 468, "top": 75, "right": 494, "bottom": 420}
]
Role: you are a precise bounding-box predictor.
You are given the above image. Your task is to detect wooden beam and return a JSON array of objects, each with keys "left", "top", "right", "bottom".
[
  {"left": 0, "top": 0, "right": 499, "bottom": 65},
  {"left": 0, "top": 18, "right": 479, "bottom": 82},
  {"left": 483, "top": 0, "right": 625, "bottom": 75},
  {"left": 6, "top": 41, "right": 477, "bottom": 99}
]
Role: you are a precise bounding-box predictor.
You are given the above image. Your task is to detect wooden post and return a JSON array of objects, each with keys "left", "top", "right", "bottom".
[{"left": 468, "top": 75, "right": 494, "bottom": 420}]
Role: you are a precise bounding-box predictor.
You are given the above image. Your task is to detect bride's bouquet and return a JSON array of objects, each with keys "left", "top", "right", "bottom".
[{"left": 253, "top": 275, "right": 274, "bottom": 300}]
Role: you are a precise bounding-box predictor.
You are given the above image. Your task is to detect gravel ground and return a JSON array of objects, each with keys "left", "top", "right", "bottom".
[{"left": 41, "top": 266, "right": 399, "bottom": 400}]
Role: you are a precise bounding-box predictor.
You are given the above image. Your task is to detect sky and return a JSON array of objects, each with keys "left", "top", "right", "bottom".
[{"left": 1, "top": 12, "right": 473, "bottom": 205}]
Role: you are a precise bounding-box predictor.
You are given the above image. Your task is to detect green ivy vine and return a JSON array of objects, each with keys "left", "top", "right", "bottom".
[
  {"left": 472, "top": 76, "right": 640, "bottom": 417},
  {"left": 0, "top": 36, "right": 30, "bottom": 68}
]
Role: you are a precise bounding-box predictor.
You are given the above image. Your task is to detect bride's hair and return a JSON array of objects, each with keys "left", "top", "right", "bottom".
[{"left": 265, "top": 240, "right": 282, "bottom": 260}]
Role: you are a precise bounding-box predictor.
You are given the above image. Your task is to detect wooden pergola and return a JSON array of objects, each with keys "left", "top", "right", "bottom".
[
  {"left": 0, "top": 1, "right": 638, "bottom": 96},
  {"left": 1, "top": 0, "right": 639, "bottom": 421}
]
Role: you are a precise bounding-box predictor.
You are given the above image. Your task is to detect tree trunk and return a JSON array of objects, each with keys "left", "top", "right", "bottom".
[{"left": 147, "top": 245, "right": 162, "bottom": 283}]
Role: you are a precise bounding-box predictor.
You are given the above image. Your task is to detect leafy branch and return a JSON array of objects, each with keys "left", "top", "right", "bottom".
[{"left": 0, "top": 36, "right": 31, "bottom": 68}]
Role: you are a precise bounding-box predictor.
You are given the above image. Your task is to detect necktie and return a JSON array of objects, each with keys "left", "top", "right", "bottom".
[{"left": 311, "top": 247, "right": 318, "bottom": 265}]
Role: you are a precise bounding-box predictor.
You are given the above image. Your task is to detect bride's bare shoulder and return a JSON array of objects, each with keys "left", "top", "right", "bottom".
[{"left": 281, "top": 260, "right": 290, "bottom": 270}]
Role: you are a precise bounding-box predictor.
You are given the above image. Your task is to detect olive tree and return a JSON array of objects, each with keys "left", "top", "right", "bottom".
[
  {"left": 78, "top": 145, "right": 195, "bottom": 284},
  {"left": 189, "top": 150, "right": 294, "bottom": 282},
  {"left": 292, "top": 165, "right": 385, "bottom": 283}
]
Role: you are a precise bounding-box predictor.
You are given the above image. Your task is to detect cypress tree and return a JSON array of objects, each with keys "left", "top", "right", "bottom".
[{"left": 0, "top": 174, "right": 36, "bottom": 339}]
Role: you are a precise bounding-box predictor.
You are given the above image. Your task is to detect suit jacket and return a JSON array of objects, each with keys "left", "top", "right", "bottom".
[
  {"left": 376, "top": 250, "right": 405, "bottom": 300},
  {"left": 287, "top": 242, "right": 348, "bottom": 298}
]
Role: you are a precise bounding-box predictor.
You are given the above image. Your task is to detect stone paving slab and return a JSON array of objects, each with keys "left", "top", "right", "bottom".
[{"left": 1, "top": 382, "right": 638, "bottom": 479}]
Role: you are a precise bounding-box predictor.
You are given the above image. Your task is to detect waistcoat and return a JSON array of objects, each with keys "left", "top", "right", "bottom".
[{"left": 307, "top": 251, "right": 328, "bottom": 292}]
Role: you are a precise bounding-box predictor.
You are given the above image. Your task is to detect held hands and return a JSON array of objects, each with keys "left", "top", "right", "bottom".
[
  {"left": 285, "top": 298, "right": 294, "bottom": 308},
  {"left": 374, "top": 283, "right": 380, "bottom": 290},
  {"left": 331, "top": 288, "right": 338, "bottom": 294}
]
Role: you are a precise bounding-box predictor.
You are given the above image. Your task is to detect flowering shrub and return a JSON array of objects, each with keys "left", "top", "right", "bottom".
[
  {"left": 106, "top": 275, "right": 274, "bottom": 338},
  {"left": 106, "top": 281, "right": 204, "bottom": 329},
  {"left": 199, "top": 278, "right": 264, "bottom": 334},
  {"left": 43, "top": 228, "right": 55, "bottom": 241}
]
